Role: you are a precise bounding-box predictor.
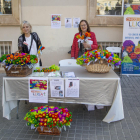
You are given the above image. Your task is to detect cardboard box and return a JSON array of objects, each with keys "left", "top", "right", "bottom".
[
  {"left": 96, "top": 105, "right": 104, "bottom": 109},
  {"left": 85, "top": 104, "right": 95, "bottom": 111},
  {"left": 85, "top": 105, "right": 104, "bottom": 111}
]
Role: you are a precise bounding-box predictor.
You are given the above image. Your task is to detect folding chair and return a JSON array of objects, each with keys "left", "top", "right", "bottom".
[{"left": 59, "top": 59, "right": 80, "bottom": 66}]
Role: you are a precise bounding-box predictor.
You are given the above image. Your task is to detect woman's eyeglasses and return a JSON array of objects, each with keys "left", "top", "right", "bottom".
[{"left": 80, "top": 24, "right": 87, "bottom": 27}]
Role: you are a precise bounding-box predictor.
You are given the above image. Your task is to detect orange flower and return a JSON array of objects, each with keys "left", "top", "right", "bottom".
[
  {"left": 135, "top": 48, "right": 140, "bottom": 53},
  {"left": 10, "top": 54, "right": 13, "bottom": 59},
  {"left": 126, "top": 46, "right": 132, "bottom": 53},
  {"left": 87, "top": 33, "right": 91, "bottom": 37},
  {"left": 85, "top": 32, "right": 91, "bottom": 37},
  {"left": 85, "top": 32, "right": 89, "bottom": 37},
  {"left": 80, "top": 35, "right": 84, "bottom": 40},
  {"left": 76, "top": 35, "right": 81, "bottom": 39},
  {"left": 7, "top": 57, "right": 10, "bottom": 60}
]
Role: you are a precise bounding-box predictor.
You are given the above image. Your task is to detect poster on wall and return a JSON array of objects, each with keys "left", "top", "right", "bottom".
[
  {"left": 73, "top": 18, "right": 80, "bottom": 28},
  {"left": 28, "top": 77, "right": 48, "bottom": 103},
  {"left": 51, "top": 14, "right": 61, "bottom": 28},
  {"left": 122, "top": 15, "right": 140, "bottom": 74},
  {"left": 65, "top": 18, "right": 72, "bottom": 28}
]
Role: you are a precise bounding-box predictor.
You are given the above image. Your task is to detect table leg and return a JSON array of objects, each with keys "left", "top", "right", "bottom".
[
  {"left": 17, "top": 100, "right": 20, "bottom": 119},
  {"left": 83, "top": 104, "right": 86, "bottom": 110}
]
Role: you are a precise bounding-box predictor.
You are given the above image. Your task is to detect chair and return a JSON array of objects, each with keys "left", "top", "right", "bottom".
[
  {"left": 59, "top": 59, "right": 80, "bottom": 66},
  {"left": 68, "top": 46, "right": 72, "bottom": 54},
  {"left": 106, "top": 47, "right": 121, "bottom": 57},
  {"left": 59, "top": 59, "right": 79, "bottom": 107},
  {"left": 106, "top": 47, "right": 122, "bottom": 76}
]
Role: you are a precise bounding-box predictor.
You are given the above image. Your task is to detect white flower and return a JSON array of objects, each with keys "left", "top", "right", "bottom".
[{"left": 123, "top": 51, "right": 128, "bottom": 57}]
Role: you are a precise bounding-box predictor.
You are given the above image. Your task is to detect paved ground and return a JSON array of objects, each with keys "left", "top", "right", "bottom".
[{"left": 0, "top": 72, "right": 140, "bottom": 140}]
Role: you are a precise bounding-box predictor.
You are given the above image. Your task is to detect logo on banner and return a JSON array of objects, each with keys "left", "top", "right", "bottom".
[{"left": 126, "top": 17, "right": 140, "bottom": 28}]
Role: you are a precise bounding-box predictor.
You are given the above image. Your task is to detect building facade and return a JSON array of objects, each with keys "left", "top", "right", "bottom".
[{"left": 1, "top": 0, "right": 138, "bottom": 67}]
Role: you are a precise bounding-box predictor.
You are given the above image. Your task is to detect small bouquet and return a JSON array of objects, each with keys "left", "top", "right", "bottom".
[
  {"left": 76, "top": 32, "right": 91, "bottom": 43},
  {"left": 24, "top": 105, "right": 72, "bottom": 132},
  {"left": 34, "top": 64, "right": 60, "bottom": 72},
  {"left": 38, "top": 45, "right": 45, "bottom": 54},
  {"left": 76, "top": 49, "right": 121, "bottom": 68}
]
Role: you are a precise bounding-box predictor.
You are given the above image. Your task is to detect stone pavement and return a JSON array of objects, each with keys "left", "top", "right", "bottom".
[{"left": 0, "top": 73, "right": 140, "bottom": 140}]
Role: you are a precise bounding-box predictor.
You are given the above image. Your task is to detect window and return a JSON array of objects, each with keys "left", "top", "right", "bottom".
[
  {"left": 96, "top": 0, "right": 140, "bottom": 16},
  {"left": 0, "top": 0, "right": 21, "bottom": 25},
  {"left": 0, "top": 41, "right": 12, "bottom": 67},
  {"left": 0, "top": 0, "right": 12, "bottom": 14}
]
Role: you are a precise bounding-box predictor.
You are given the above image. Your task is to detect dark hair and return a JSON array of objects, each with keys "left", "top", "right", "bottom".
[{"left": 78, "top": 20, "right": 91, "bottom": 33}]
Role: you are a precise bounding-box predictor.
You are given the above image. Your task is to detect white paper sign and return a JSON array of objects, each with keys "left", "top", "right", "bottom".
[
  {"left": 73, "top": 18, "right": 80, "bottom": 28},
  {"left": 29, "top": 77, "right": 48, "bottom": 103},
  {"left": 51, "top": 14, "right": 61, "bottom": 28},
  {"left": 65, "top": 79, "right": 79, "bottom": 97},
  {"left": 31, "top": 72, "right": 44, "bottom": 77},
  {"left": 62, "top": 72, "right": 75, "bottom": 78},
  {"left": 48, "top": 71, "right": 61, "bottom": 77},
  {"left": 50, "top": 79, "right": 64, "bottom": 97},
  {"left": 65, "top": 18, "right": 72, "bottom": 28}
]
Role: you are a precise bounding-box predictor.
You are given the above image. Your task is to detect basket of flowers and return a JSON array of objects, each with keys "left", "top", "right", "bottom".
[
  {"left": 76, "top": 45, "right": 121, "bottom": 73},
  {"left": 0, "top": 53, "right": 38, "bottom": 77},
  {"left": 24, "top": 105, "right": 72, "bottom": 135}
]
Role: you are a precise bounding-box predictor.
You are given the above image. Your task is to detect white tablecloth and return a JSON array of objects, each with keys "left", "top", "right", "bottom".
[{"left": 2, "top": 66, "right": 124, "bottom": 123}]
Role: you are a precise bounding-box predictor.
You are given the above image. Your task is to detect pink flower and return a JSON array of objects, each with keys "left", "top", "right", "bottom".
[{"left": 23, "top": 41, "right": 28, "bottom": 46}]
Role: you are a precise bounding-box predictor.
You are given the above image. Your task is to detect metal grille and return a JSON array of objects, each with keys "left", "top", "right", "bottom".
[
  {"left": 0, "top": 41, "right": 12, "bottom": 67},
  {"left": 97, "top": 41, "right": 122, "bottom": 50},
  {"left": 97, "top": 41, "right": 122, "bottom": 58}
]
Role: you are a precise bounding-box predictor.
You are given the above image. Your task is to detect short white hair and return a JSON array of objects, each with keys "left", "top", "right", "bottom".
[{"left": 20, "top": 20, "right": 32, "bottom": 34}]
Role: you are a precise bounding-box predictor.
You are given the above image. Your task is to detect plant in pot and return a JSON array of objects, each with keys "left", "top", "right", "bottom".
[
  {"left": 105, "top": 6, "right": 109, "bottom": 14},
  {"left": 24, "top": 105, "right": 72, "bottom": 135}
]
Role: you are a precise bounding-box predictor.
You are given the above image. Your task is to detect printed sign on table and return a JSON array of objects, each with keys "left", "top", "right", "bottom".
[
  {"left": 29, "top": 77, "right": 48, "bottom": 103},
  {"left": 51, "top": 14, "right": 61, "bottom": 28},
  {"left": 122, "top": 15, "right": 140, "bottom": 74},
  {"left": 65, "top": 79, "right": 79, "bottom": 97},
  {"left": 50, "top": 79, "right": 64, "bottom": 97}
]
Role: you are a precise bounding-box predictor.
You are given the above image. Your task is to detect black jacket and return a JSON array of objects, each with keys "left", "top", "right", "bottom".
[{"left": 18, "top": 32, "right": 42, "bottom": 66}]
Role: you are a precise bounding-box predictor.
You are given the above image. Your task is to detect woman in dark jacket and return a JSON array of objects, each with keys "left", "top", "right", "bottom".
[{"left": 18, "top": 20, "right": 42, "bottom": 66}]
